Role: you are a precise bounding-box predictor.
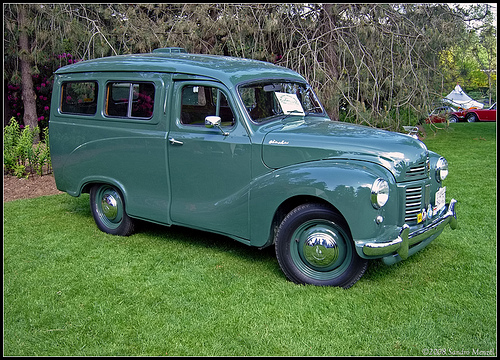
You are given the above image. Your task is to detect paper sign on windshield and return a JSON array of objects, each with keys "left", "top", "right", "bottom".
[{"left": 275, "top": 92, "right": 305, "bottom": 115}]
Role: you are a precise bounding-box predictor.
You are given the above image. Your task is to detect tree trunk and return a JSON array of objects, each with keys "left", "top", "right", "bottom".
[{"left": 17, "top": 4, "right": 39, "bottom": 141}]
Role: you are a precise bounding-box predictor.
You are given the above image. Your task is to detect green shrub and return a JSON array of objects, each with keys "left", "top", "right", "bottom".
[
  {"left": 3, "top": 117, "right": 21, "bottom": 173},
  {"left": 3, "top": 117, "right": 51, "bottom": 178}
]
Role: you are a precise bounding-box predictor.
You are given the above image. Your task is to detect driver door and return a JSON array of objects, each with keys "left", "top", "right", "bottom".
[{"left": 167, "top": 81, "right": 252, "bottom": 240}]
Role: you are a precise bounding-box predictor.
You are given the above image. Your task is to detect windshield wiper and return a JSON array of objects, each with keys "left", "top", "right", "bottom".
[
  {"left": 280, "top": 109, "right": 305, "bottom": 122},
  {"left": 305, "top": 106, "right": 324, "bottom": 115}
]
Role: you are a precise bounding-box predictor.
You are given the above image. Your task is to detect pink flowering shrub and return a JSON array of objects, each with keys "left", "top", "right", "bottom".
[{"left": 5, "top": 53, "right": 82, "bottom": 139}]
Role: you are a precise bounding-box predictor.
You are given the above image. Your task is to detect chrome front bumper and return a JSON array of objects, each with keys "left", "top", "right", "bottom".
[{"left": 363, "top": 199, "right": 458, "bottom": 265}]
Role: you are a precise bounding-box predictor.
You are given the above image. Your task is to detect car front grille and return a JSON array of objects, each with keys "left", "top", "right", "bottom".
[
  {"left": 405, "top": 159, "right": 428, "bottom": 179},
  {"left": 405, "top": 185, "right": 423, "bottom": 223}
]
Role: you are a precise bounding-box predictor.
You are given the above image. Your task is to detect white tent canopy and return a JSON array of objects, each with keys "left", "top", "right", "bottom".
[{"left": 443, "top": 84, "right": 484, "bottom": 109}]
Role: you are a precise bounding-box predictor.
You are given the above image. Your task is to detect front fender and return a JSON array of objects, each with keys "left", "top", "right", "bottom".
[{"left": 248, "top": 160, "right": 398, "bottom": 247}]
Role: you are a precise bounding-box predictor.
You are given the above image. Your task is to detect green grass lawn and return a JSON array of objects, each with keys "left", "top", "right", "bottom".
[{"left": 3, "top": 122, "right": 496, "bottom": 356}]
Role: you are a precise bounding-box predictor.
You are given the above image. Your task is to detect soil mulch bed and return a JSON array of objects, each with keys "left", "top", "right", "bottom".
[{"left": 3, "top": 173, "right": 63, "bottom": 202}]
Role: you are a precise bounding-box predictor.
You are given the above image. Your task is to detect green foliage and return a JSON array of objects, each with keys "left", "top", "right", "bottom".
[
  {"left": 437, "top": 5, "right": 496, "bottom": 105},
  {"left": 42, "top": 126, "right": 52, "bottom": 172},
  {"left": 3, "top": 117, "right": 21, "bottom": 172},
  {"left": 2, "top": 4, "right": 497, "bottom": 131},
  {"left": 29, "top": 127, "right": 51, "bottom": 176},
  {"left": 16, "top": 122, "right": 38, "bottom": 168},
  {"left": 341, "top": 104, "right": 422, "bottom": 131},
  {"left": 3, "top": 117, "right": 51, "bottom": 178},
  {"left": 3, "top": 123, "right": 496, "bottom": 356}
]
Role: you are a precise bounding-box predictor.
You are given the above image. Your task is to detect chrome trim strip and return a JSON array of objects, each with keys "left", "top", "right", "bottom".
[{"left": 363, "top": 199, "right": 457, "bottom": 258}]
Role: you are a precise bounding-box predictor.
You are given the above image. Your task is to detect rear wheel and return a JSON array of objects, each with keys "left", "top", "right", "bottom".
[
  {"left": 275, "top": 204, "right": 368, "bottom": 288},
  {"left": 90, "top": 184, "right": 135, "bottom": 236}
]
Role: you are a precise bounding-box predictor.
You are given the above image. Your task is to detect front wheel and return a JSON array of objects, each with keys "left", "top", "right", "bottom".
[
  {"left": 466, "top": 113, "right": 478, "bottom": 122},
  {"left": 275, "top": 204, "right": 368, "bottom": 288},
  {"left": 90, "top": 184, "right": 135, "bottom": 236}
]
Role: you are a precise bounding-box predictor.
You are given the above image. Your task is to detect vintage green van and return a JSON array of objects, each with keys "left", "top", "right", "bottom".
[{"left": 49, "top": 48, "right": 458, "bottom": 288}]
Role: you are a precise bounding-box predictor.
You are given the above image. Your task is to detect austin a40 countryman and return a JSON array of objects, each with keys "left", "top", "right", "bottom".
[{"left": 50, "top": 48, "right": 458, "bottom": 288}]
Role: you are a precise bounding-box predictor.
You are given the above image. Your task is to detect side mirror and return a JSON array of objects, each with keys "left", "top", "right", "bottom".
[{"left": 205, "top": 116, "right": 229, "bottom": 136}]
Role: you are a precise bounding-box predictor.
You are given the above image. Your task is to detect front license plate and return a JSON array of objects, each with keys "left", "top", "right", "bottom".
[{"left": 435, "top": 186, "right": 446, "bottom": 211}]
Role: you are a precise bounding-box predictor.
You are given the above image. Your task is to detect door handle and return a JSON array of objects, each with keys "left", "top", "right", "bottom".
[{"left": 169, "top": 138, "right": 183, "bottom": 145}]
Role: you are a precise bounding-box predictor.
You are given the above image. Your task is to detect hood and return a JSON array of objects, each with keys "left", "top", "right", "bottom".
[{"left": 261, "top": 119, "right": 429, "bottom": 181}]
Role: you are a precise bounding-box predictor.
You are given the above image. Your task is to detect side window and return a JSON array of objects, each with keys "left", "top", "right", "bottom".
[
  {"left": 180, "top": 85, "right": 235, "bottom": 127},
  {"left": 61, "top": 81, "right": 98, "bottom": 115},
  {"left": 106, "top": 82, "right": 155, "bottom": 119}
]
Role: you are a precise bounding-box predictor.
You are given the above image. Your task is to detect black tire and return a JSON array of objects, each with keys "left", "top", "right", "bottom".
[
  {"left": 274, "top": 203, "right": 368, "bottom": 288},
  {"left": 90, "top": 184, "right": 135, "bottom": 236},
  {"left": 466, "top": 113, "right": 478, "bottom": 122},
  {"left": 448, "top": 115, "right": 458, "bottom": 123}
]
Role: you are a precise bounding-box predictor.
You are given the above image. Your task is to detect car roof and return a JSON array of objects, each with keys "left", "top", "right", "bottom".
[{"left": 54, "top": 49, "right": 305, "bottom": 88}]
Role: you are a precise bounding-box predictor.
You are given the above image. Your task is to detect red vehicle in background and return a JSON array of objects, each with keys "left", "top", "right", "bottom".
[
  {"left": 447, "top": 108, "right": 467, "bottom": 123},
  {"left": 424, "top": 106, "right": 464, "bottom": 124},
  {"left": 425, "top": 103, "right": 496, "bottom": 124},
  {"left": 463, "top": 103, "right": 496, "bottom": 122}
]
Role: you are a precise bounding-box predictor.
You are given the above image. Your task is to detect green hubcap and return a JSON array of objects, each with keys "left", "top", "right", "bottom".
[{"left": 291, "top": 220, "right": 351, "bottom": 280}]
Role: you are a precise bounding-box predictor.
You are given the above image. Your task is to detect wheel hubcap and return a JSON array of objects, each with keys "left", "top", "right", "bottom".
[
  {"left": 290, "top": 219, "right": 351, "bottom": 280},
  {"left": 101, "top": 194, "right": 118, "bottom": 220},
  {"left": 95, "top": 186, "right": 124, "bottom": 229},
  {"left": 303, "top": 232, "right": 339, "bottom": 268}
]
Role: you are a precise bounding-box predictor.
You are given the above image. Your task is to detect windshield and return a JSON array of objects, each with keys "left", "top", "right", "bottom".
[{"left": 238, "top": 81, "right": 325, "bottom": 124}]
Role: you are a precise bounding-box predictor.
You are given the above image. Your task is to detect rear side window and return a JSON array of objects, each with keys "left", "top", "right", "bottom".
[
  {"left": 106, "top": 82, "right": 155, "bottom": 119},
  {"left": 61, "top": 81, "right": 98, "bottom": 115}
]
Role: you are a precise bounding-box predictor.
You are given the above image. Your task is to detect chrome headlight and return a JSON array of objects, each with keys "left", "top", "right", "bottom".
[
  {"left": 436, "top": 157, "right": 449, "bottom": 182},
  {"left": 371, "top": 178, "right": 389, "bottom": 209}
]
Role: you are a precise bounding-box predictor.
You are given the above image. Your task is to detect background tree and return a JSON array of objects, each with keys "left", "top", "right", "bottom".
[
  {"left": 12, "top": 5, "right": 38, "bottom": 138},
  {"left": 4, "top": 3, "right": 496, "bottom": 134},
  {"left": 472, "top": 23, "right": 497, "bottom": 105}
]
